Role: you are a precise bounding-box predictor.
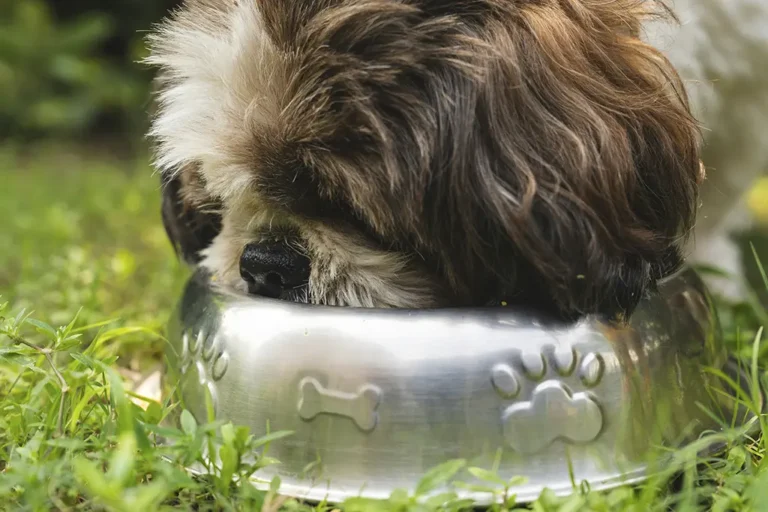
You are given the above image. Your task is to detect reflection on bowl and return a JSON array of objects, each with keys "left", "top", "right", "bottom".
[{"left": 163, "top": 267, "right": 762, "bottom": 504}]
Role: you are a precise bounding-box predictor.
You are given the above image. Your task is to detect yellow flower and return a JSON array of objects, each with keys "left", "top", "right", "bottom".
[{"left": 747, "top": 177, "right": 768, "bottom": 225}]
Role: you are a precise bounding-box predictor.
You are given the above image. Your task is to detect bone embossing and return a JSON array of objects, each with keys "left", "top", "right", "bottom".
[{"left": 297, "top": 377, "right": 382, "bottom": 432}]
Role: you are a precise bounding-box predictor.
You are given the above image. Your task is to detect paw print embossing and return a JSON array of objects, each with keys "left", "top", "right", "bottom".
[
  {"left": 491, "top": 348, "right": 605, "bottom": 454},
  {"left": 179, "top": 328, "right": 230, "bottom": 415}
]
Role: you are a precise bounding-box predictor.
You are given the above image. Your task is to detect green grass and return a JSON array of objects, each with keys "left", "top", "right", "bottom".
[{"left": 0, "top": 145, "right": 767, "bottom": 511}]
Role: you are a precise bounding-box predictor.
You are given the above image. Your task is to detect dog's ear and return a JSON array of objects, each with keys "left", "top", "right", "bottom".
[
  {"left": 440, "top": 0, "right": 702, "bottom": 317},
  {"left": 160, "top": 166, "right": 222, "bottom": 265}
]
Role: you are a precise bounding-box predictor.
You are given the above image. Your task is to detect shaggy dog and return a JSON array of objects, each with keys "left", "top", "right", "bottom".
[{"left": 147, "top": 0, "right": 704, "bottom": 320}]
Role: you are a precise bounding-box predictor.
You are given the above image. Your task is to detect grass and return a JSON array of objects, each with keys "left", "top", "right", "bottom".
[{"left": 0, "top": 145, "right": 767, "bottom": 511}]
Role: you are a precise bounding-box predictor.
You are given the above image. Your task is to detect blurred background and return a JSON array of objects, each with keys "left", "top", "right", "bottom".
[
  {"left": 0, "top": 0, "right": 177, "bottom": 144},
  {"left": 0, "top": 0, "right": 766, "bottom": 342},
  {"left": 0, "top": 0, "right": 186, "bottom": 366}
]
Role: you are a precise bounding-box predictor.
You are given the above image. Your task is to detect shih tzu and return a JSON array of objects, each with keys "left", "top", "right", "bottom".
[{"left": 147, "top": 0, "right": 708, "bottom": 320}]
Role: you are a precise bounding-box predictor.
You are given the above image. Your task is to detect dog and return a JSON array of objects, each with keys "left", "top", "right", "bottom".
[
  {"left": 643, "top": 0, "right": 768, "bottom": 301},
  {"left": 147, "top": 0, "right": 707, "bottom": 320}
]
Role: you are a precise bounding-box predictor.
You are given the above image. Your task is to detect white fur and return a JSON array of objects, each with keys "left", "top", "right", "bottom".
[
  {"left": 146, "top": 1, "right": 282, "bottom": 202},
  {"left": 303, "top": 226, "right": 441, "bottom": 308}
]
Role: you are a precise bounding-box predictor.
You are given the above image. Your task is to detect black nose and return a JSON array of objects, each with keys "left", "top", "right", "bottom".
[{"left": 239, "top": 242, "right": 310, "bottom": 298}]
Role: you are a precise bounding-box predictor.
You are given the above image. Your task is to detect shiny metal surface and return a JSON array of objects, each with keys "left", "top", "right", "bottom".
[{"left": 163, "top": 268, "right": 762, "bottom": 504}]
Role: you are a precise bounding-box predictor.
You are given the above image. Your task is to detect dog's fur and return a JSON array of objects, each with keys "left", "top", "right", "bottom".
[{"left": 147, "top": 0, "right": 704, "bottom": 318}]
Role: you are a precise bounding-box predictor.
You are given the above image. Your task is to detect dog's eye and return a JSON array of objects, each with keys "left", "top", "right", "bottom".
[{"left": 257, "top": 161, "right": 389, "bottom": 246}]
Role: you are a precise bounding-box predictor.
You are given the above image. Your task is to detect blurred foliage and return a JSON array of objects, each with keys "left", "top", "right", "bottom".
[
  {"left": 0, "top": 145, "right": 188, "bottom": 365},
  {"left": 748, "top": 177, "right": 768, "bottom": 225},
  {"left": 0, "top": 0, "right": 178, "bottom": 142}
]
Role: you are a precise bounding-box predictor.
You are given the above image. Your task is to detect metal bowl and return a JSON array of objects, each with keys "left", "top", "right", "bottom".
[{"left": 163, "top": 267, "right": 762, "bottom": 504}]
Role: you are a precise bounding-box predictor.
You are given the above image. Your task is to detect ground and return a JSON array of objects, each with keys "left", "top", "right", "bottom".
[{"left": 0, "top": 145, "right": 767, "bottom": 511}]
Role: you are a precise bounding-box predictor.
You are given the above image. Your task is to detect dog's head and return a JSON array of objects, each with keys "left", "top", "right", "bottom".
[{"left": 148, "top": 0, "right": 702, "bottom": 318}]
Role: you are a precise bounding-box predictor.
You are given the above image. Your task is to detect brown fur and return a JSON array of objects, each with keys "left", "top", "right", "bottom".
[{"left": 149, "top": 0, "right": 702, "bottom": 318}]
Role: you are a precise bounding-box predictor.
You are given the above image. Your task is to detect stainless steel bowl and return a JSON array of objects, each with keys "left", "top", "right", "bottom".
[{"left": 163, "top": 268, "right": 762, "bottom": 504}]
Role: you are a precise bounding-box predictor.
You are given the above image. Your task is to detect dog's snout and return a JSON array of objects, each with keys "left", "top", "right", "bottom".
[{"left": 239, "top": 242, "right": 310, "bottom": 298}]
